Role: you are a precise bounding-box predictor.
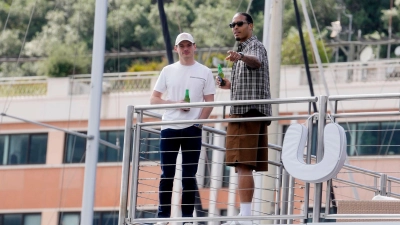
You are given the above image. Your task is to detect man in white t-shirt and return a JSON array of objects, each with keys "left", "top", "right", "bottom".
[{"left": 151, "top": 32, "right": 215, "bottom": 224}]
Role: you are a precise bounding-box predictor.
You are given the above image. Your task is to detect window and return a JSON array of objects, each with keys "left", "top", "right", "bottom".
[
  {"left": 64, "top": 130, "right": 160, "bottom": 163},
  {"left": 60, "top": 211, "right": 119, "bottom": 225},
  {"left": 59, "top": 211, "right": 156, "bottom": 225},
  {"left": 340, "top": 121, "right": 400, "bottom": 156},
  {"left": 0, "top": 213, "right": 41, "bottom": 225},
  {"left": 0, "top": 133, "right": 47, "bottom": 165},
  {"left": 139, "top": 131, "right": 160, "bottom": 162},
  {"left": 222, "top": 164, "right": 231, "bottom": 188},
  {"left": 99, "top": 131, "right": 124, "bottom": 162},
  {"left": 135, "top": 210, "right": 157, "bottom": 218},
  {"left": 64, "top": 130, "right": 124, "bottom": 163}
]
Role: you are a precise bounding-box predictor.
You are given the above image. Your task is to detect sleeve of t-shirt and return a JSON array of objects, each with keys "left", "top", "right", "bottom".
[
  {"left": 203, "top": 68, "right": 216, "bottom": 95},
  {"left": 153, "top": 69, "right": 167, "bottom": 93}
]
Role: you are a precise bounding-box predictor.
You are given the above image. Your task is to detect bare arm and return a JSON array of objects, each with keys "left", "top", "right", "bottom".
[
  {"left": 150, "top": 90, "right": 175, "bottom": 104},
  {"left": 198, "top": 94, "right": 214, "bottom": 119},
  {"left": 225, "top": 50, "right": 261, "bottom": 69}
]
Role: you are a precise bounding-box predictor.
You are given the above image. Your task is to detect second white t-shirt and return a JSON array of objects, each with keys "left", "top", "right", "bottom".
[{"left": 154, "top": 61, "right": 216, "bottom": 130}]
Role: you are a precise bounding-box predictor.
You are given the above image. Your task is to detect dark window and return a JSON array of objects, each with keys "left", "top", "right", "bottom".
[
  {"left": 99, "top": 131, "right": 124, "bottom": 162},
  {"left": 0, "top": 134, "right": 47, "bottom": 165},
  {"left": 59, "top": 211, "right": 129, "bottom": 225},
  {"left": 0, "top": 213, "right": 41, "bottom": 225},
  {"left": 64, "top": 132, "right": 87, "bottom": 163},
  {"left": 93, "top": 211, "right": 118, "bottom": 225},
  {"left": 139, "top": 131, "right": 160, "bottom": 162},
  {"left": 340, "top": 121, "right": 400, "bottom": 156},
  {"left": 222, "top": 164, "right": 231, "bottom": 188},
  {"left": 64, "top": 130, "right": 160, "bottom": 163},
  {"left": 64, "top": 130, "right": 124, "bottom": 163},
  {"left": 135, "top": 210, "right": 157, "bottom": 218},
  {"left": 59, "top": 212, "right": 79, "bottom": 225}
]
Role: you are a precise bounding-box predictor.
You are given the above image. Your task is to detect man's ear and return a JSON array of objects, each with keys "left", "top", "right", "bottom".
[{"left": 173, "top": 45, "right": 178, "bottom": 52}]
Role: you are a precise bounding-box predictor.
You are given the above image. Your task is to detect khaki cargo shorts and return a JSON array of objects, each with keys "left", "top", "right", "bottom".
[{"left": 225, "top": 112, "right": 269, "bottom": 172}]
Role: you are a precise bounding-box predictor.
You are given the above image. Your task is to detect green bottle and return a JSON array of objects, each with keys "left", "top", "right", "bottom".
[
  {"left": 217, "top": 64, "right": 226, "bottom": 86},
  {"left": 184, "top": 89, "right": 190, "bottom": 102}
]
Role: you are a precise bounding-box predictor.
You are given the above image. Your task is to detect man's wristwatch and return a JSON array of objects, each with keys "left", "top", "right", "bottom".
[{"left": 238, "top": 52, "right": 244, "bottom": 60}]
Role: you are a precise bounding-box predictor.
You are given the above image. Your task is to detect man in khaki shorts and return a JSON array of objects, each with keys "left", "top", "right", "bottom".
[{"left": 216, "top": 12, "right": 271, "bottom": 225}]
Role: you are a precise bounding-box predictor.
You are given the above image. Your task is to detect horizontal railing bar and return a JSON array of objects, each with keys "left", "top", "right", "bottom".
[
  {"left": 134, "top": 97, "right": 318, "bottom": 110},
  {"left": 142, "top": 111, "right": 230, "bottom": 135},
  {"left": 137, "top": 115, "right": 311, "bottom": 127},
  {"left": 202, "top": 142, "right": 225, "bottom": 151},
  {"left": 142, "top": 110, "right": 162, "bottom": 118},
  {"left": 329, "top": 93, "right": 400, "bottom": 101},
  {"left": 324, "top": 214, "right": 400, "bottom": 220},
  {"left": 333, "top": 111, "right": 400, "bottom": 119},
  {"left": 388, "top": 176, "right": 400, "bottom": 183},
  {"left": 142, "top": 127, "right": 281, "bottom": 152},
  {"left": 333, "top": 177, "right": 379, "bottom": 192},
  {"left": 127, "top": 214, "right": 306, "bottom": 224},
  {"left": 387, "top": 192, "right": 400, "bottom": 198},
  {"left": 341, "top": 164, "right": 382, "bottom": 177}
]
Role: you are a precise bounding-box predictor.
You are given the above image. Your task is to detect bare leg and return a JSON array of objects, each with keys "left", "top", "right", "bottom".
[{"left": 237, "top": 164, "right": 254, "bottom": 203}]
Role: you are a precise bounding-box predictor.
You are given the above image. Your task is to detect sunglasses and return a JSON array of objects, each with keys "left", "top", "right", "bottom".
[{"left": 229, "top": 21, "right": 250, "bottom": 28}]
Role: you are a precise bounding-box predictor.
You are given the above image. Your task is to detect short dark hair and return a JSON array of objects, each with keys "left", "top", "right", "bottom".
[{"left": 236, "top": 12, "right": 253, "bottom": 24}]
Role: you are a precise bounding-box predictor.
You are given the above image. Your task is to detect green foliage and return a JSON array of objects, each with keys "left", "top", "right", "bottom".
[
  {"left": 201, "top": 52, "right": 227, "bottom": 68},
  {"left": 281, "top": 27, "right": 332, "bottom": 65},
  {"left": 0, "top": 0, "right": 396, "bottom": 77},
  {"left": 38, "top": 43, "right": 90, "bottom": 77},
  {"left": 282, "top": 0, "right": 337, "bottom": 38},
  {"left": 343, "top": 0, "right": 390, "bottom": 36},
  {"left": 127, "top": 58, "right": 167, "bottom": 72}
]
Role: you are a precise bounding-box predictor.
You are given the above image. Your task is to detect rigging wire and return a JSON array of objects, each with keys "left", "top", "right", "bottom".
[
  {"left": 0, "top": 0, "right": 15, "bottom": 36},
  {"left": 2, "top": 0, "right": 38, "bottom": 114}
]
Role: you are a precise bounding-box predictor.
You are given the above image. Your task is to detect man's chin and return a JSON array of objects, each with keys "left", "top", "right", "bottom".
[{"left": 235, "top": 37, "right": 241, "bottom": 41}]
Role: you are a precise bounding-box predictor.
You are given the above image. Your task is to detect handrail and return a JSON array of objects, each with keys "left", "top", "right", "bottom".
[
  {"left": 120, "top": 94, "right": 400, "bottom": 225},
  {"left": 135, "top": 97, "right": 318, "bottom": 111},
  {"left": 329, "top": 93, "right": 400, "bottom": 101}
]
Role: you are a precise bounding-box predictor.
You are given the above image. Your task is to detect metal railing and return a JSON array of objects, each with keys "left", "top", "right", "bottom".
[
  {"left": 119, "top": 97, "right": 317, "bottom": 225},
  {"left": 118, "top": 94, "right": 400, "bottom": 225},
  {"left": 0, "top": 76, "right": 47, "bottom": 97}
]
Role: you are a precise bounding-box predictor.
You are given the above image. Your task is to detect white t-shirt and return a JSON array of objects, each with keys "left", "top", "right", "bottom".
[{"left": 154, "top": 61, "right": 216, "bottom": 130}]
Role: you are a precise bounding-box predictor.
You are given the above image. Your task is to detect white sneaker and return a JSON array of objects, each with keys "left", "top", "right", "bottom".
[
  {"left": 221, "top": 214, "right": 255, "bottom": 225},
  {"left": 156, "top": 222, "right": 168, "bottom": 225}
]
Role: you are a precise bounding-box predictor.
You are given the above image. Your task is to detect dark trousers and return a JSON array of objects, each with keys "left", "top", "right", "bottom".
[{"left": 157, "top": 126, "right": 202, "bottom": 218}]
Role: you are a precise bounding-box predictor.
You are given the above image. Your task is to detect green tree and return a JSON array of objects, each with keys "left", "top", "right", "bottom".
[{"left": 281, "top": 27, "right": 332, "bottom": 65}]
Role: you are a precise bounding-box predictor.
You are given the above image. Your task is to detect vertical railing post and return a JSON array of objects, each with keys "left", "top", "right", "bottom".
[
  {"left": 324, "top": 179, "right": 332, "bottom": 216},
  {"left": 118, "top": 106, "right": 135, "bottom": 225},
  {"left": 274, "top": 165, "right": 283, "bottom": 224},
  {"left": 312, "top": 96, "right": 327, "bottom": 222},
  {"left": 287, "top": 175, "right": 295, "bottom": 224},
  {"left": 380, "top": 173, "right": 388, "bottom": 196},
  {"left": 303, "top": 114, "right": 314, "bottom": 222},
  {"left": 388, "top": 180, "right": 392, "bottom": 197},
  {"left": 280, "top": 169, "right": 290, "bottom": 224},
  {"left": 128, "top": 111, "right": 143, "bottom": 221}
]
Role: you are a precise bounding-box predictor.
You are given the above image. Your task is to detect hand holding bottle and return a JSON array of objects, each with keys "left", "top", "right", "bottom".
[{"left": 182, "top": 89, "right": 190, "bottom": 111}]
